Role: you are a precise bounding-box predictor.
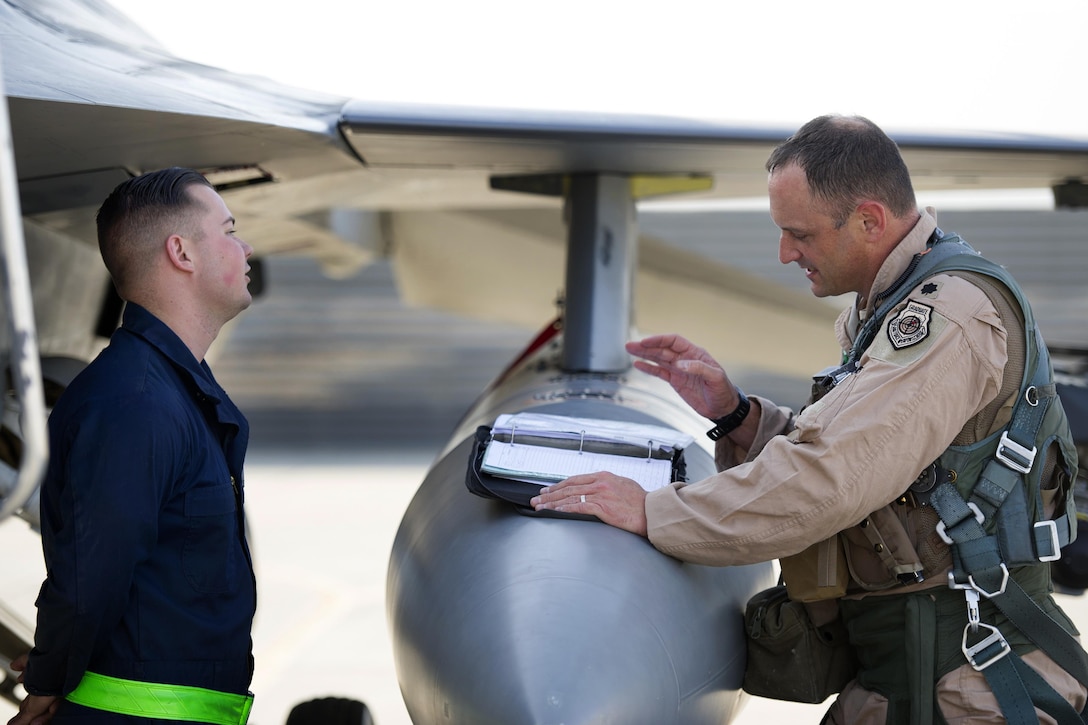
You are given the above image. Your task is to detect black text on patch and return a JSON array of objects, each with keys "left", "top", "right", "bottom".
[{"left": 888, "top": 301, "right": 933, "bottom": 349}]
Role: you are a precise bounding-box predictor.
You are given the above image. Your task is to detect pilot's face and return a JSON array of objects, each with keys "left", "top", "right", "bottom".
[
  {"left": 188, "top": 184, "right": 254, "bottom": 319},
  {"left": 769, "top": 163, "right": 869, "bottom": 299}
]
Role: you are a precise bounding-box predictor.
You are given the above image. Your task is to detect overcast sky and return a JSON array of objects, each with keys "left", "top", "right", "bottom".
[{"left": 106, "top": 0, "right": 1087, "bottom": 139}]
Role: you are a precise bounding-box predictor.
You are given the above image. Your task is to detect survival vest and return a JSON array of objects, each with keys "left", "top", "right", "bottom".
[
  {"left": 853, "top": 232, "right": 1079, "bottom": 573},
  {"left": 785, "top": 230, "right": 1086, "bottom": 723}
]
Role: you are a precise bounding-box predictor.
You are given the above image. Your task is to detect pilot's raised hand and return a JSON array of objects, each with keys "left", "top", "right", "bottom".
[
  {"left": 625, "top": 334, "right": 740, "bottom": 420},
  {"left": 530, "top": 472, "right": 648, "bottom": 536}
]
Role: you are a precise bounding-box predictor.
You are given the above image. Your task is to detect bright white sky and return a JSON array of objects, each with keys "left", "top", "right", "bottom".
[{"left": 107, "top": 0, "right": 1087, "bottom": 139}]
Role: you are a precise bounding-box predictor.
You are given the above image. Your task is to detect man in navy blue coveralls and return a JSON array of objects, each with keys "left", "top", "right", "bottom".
[{"left": 8, "top": 168, "right": 257, "bottom": 724}]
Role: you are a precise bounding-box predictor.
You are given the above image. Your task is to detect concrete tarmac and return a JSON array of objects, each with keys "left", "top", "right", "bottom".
[{"left": 4, "top": 451, "right": 1088, "bottom": 725}]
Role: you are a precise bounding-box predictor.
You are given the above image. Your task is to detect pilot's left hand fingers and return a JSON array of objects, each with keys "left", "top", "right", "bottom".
[
  {"left": 530, "top": 473, "right": 599, "bottom": 507},
  {"left": 531, "top": 473, "right": 648, "bottom": 534}
]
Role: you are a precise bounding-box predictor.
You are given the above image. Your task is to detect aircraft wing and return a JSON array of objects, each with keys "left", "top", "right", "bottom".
[
  {"left": 339, "top": 98, "right": 1088, "bottom": 196},
  {"left": 4, "top": 0, "right": 1088, "bottom": 379}
]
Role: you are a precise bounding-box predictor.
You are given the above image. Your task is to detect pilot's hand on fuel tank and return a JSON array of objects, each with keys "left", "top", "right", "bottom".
[
  {"left": 530, "top": 472, "right": 648, "bottom": 537},
  {"left": 625, "top": 334, "right": 737, "bottom": 419}
]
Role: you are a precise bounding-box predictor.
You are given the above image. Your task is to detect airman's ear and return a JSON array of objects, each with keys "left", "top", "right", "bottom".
[{"left": 164, "top": 233, "right": 195, "bottom": 272}]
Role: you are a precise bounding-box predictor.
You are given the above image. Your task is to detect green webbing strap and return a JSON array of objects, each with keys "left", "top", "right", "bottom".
[
  {"left": 932, "top": 482, "right": 1088, "bottom": 723},
  {"left": 66, "top": 671, "right": 253, "bottom": 725},
  {"left": 905, "top": 594, "right": 936, "bottom": 725},
  {"left": 979, "top": 645, "right": 1084, "bottom": 725},
  {"left": 933, "top": 482, "right": 1088, "bottom": 686}
]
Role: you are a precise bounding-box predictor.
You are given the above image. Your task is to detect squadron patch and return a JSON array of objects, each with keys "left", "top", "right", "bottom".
[{"left": 887, "top": 300, "right": 933, "bottom": 349}]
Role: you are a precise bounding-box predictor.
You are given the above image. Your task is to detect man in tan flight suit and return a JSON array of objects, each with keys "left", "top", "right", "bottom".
[{"left": 532, "top": 114, "right": 1085, "bottom": 723}]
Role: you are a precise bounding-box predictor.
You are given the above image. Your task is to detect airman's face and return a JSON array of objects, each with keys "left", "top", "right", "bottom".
[{"left": 187, "top": 184, "right": 253, "bottom": 319}]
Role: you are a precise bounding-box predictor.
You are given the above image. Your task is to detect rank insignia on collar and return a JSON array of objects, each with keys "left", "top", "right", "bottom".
[
  {"left": 921, "top": 282, "right": 939, "bottom": 296},
  {"left": 888, "top": 300, "right": 933, "bottom": 349}
]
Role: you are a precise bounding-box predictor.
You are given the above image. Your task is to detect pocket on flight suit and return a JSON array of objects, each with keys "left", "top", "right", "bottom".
[{"left": 780, "top": 535, "right": 850, "bottom": 601}]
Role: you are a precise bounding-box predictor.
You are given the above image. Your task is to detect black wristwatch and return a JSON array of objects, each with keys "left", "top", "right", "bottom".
[{"left": 706, "top": 388, "right": 751, "bottom": 441}]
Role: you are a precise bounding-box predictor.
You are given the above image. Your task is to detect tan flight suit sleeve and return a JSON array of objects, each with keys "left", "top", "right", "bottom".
[
  {"left": 713, "top": 395, "right": 796, "bottom": 470},
  {"left": 645, "top": 274, "right": 1009, "bottom": 567}
]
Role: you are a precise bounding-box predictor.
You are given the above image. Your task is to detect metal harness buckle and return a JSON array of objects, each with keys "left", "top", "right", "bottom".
[
  {"left": 1035, "top": 519, "right": 1062, "bottom": 563},
  {"left": 963, "top": 587, "right": 982, "bottom": 633},
  {"left": 936, "top": 502, "right": 984, "bottom": 545},
  {"left": 996, "top": 430, "right": 1037, "bottom": 474},
  {"left": 962, "top": 622, "right": 1011, "bottom": 671},
  {"left": 968, "top": 563, "right": 1010, "bottom": 599}
]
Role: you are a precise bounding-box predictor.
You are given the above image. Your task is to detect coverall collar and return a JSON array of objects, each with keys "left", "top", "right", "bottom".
[{"left": 120, "top": 302, "right": 225, "bottom": 405}]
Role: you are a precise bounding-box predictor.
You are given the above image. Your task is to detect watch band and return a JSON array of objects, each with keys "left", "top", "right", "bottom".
[{"left": 706, "top": 388, "right": 751, "bottom": 441}]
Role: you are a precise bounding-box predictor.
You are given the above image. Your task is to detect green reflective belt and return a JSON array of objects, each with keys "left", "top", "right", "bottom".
[{"left": 66, "top": 671, "right": 253, "bottom": 724}]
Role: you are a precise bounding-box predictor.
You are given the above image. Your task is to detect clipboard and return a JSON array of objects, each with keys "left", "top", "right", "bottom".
[{"left": 465, "top": 415, "right": 689, "bottom": 520}]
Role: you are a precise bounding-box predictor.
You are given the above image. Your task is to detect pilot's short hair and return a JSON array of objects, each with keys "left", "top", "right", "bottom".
[
  {"left": 766, "top": 115, "right": 916, "bottom": 227},
  {"left": 96, "top": 167, "right": 213, "bottom": 296}
]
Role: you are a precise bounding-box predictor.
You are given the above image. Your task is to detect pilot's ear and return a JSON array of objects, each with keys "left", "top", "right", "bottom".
[
  {"left": 164, "top": 233, "right": 195, "bottom": 272},
  {"left": 855, "top": 200, "right": 887, "bottom": 239}
]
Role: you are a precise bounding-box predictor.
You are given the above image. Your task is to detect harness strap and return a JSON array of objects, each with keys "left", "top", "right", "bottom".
[
  {"left": 66, "top": 671, "right": 253, "bottom": 725},
  {"left": 933, "top": 482, "right": 1088, "bottom": 682},
  {"left": 978, "top": 644, "right": 1086, "bottom": 725},
  {"left": 931, "top": 485, "right": 1088, "bottom": 725},
  {"left": 904, "top": 594, "right": 936, "bottom": 725}
]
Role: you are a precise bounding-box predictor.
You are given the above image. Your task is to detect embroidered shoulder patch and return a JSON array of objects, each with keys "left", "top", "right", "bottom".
[{"left": 887, "top": 300, "right": 933, "bottom": 349}]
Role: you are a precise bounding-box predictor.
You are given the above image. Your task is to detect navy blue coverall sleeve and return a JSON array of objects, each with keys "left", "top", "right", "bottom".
[{"left": 27, "top": 394, "right": 181, "bottom": 695}]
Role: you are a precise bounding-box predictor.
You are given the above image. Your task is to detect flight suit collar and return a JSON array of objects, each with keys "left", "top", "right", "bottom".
[
  {"left": 862, "top": 207, "right": 939, "bottom": 321},
  {"left": 836, "top": 208, "right": 939, "bottom": 348}
]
